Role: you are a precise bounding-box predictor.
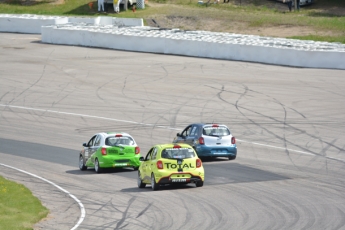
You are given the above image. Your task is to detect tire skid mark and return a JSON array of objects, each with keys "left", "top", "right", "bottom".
[
  {"left": 114, "top": 196, "right": 136, "bottom": 230},
  {"left": 0, "top": 91, "right": 10, "bottom": 102},
  {"left": 95, "top": 79, "right": 116, "bottom": 102},
  {"left": 177, "top": 191, "right": 227, "bottom": 229},
  {"left": 292, "top": 80, "right": 342, "bottom": 160},
  {"left": 271, "top": 97, "right": 300, "bottom": 169},
  {"left": 199, "top": 83, "right": 226, "bottom": 121},
  {"left": 136, "top": 202, "right": 153, "bottom": 218},
  {"left": 222, "top": 185, "right": 277, "bottom": 229},
  {"left": 8, "top": 49, "right": 55, "bottom": 105},
  {"left": 134, "top": 63, "right": 197, "bottom": 141},
  {"left": 125, "top": 63, "right": 174, "bottom": 137},
  {"left": 299, "top": 79, "right": 345, "bottom": 98},
  {"left": 245, "top": 87, "right": 344, "bottom": 153},
  {"left": 218, "top": 84, "right": 344, "bottom": 158}
]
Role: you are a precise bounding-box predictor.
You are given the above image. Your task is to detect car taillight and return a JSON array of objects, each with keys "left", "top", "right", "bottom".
[
  {"left": 196, "top": 159, "right": 202, "bottom": 168},
  {"left": 199, "top": 137, "right": 204, "bottom": 145},
  {"left": 135, "top": 146, "right": 140, "bottom": 154},
  {"left": 101, "top": 147, "right": 107, "bottom": 155},
  {"left": 157, "top": 160, "right": 163, "bottom": 169},
  {"left": 212, "top": 124, "right": 219, "bottom": 128},
  {"left": 231, "top": 137, "right": 236, "bottom": 144},
  {"left": 115, "top": 134, "right": 122, "bottom": 137},
  {"left": 173, "top": 145, "right": 181, "bottom": 148}
]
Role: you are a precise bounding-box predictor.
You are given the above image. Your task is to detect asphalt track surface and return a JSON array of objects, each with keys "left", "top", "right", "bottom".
[{"left": 1, "top": 32, "right": 345, "bottom": 230}]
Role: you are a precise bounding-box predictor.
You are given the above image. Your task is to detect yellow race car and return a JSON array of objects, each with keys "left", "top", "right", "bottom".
[{"left": 137, "top": 143, "right": 205, "bottom": 191}]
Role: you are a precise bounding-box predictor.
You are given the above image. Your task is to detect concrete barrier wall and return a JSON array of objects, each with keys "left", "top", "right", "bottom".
[
  {"left": 2, "top": 14, "right": 345, "bottom": 69},
  {"left": 68, "top": 17, "right": 95, "bottom": 25},
  {"left": 112, "top": 18, "right": 143, "bottom": 27},
  {"left": 41, "top": 25, "right": 345, "bottom": 69},
  {"left": 0, "top": 14, "right": 143, "bottom": 34},
  {"left": 0, "top": 14, "right": 68, "bottom": 34}
]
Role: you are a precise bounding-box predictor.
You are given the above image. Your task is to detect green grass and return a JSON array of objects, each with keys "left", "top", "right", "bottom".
[
  {"left": 290, "top": 34, "right": 345, "bottom": 43},
  {"left": 0, "top": 0, "right": 93, "bottom": 15},
  {"left": 0, "top": 0, "right": 344, "bottom": 41},
  {"left": 0, "top": 175, "right": 49, "bottom": 230}
]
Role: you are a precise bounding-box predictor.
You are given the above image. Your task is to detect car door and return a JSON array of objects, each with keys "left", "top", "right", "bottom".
[
  {"left": 87, "top": 135, "right": 101, "bottom": 165},
  {"left": 174, "top": 125, "right": 192, "bottom": 144},
  {"left": 84, "top": 135, "right": 96, "bottom": 164},
  {"left": 141, "top": 148, "right": 154, "bottom": 182},
  {"left": 185, "top": 125, "right": 198, "bottom": 147},
  {"left": 89, "top": 134, "right": 102, "bottom": 164}
]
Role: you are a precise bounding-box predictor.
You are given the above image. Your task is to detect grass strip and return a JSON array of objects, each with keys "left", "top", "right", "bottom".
[{"left": 0, "top": 175, "right": 48, "bottom": 230}]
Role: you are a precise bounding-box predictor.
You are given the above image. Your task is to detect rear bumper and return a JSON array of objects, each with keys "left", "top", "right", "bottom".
[
  {"left": 195, "top": 145, "right": 237, "bottom": 157},
  {"left": 158, "top": 175, "right": 203, "bottom": 184},
  {"left": 99, "top": 156, "right": 140, "bottom": 168}
]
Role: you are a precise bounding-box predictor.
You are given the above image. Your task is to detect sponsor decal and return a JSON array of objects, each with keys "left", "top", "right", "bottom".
[
  {"left": 164, "top": 162, "right": 195, "bottom": 169},
  {"left": 165, "top": 148, "right": 190, "bottom": 151},
  {"left": 108, "top": 149, "right": 119, "bottom": 154}
]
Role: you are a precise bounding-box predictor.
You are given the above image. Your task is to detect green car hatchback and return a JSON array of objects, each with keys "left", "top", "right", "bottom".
[{"left": 79, "top": 132, "right": 141, "bottom": 173}]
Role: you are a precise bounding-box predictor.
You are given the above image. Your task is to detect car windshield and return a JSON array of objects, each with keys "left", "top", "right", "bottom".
[
  {"left": 161, "top": 148, "right": 195, "bottom": 159},
  {"left": 202, "top": 126, "right": 230, "bottom": 137},
  {"left": 105, "top": 136, "right": 135, "bottom": 146}
]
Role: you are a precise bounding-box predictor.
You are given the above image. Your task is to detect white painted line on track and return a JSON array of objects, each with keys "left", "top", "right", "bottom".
[
  {"left": 324, "top": 156, "right": 345, "bottom": 163},
  {"left": 1, "top": 104, "right": 340, "bottom": 159},
  {"left": 10, "top": 37, "right": 40, "bottom": 40},
  {"left": 237, "top": 139, "right": 316, "bottom": 156},
  {"left": 0, "top": 104, "right": 178, "bottom": 130},
  {"left": 0, "top": 163, "right": 85, "bottom": 230}
]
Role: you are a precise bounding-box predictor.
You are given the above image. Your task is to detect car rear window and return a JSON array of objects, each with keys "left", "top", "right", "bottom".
[
  {"left": 161, "top": 148, "right": 195, "bottom": 159},
  {"left": 105, "top": 136, "right": 135, "bottom": 146},
  {"left": 202, "top": 126, "right": 230, "bottom": 137}
]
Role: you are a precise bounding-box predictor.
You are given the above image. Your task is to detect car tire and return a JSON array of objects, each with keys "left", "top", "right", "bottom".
[
  {"left": 79, "top": 155, "right": 87, "bottom": 171},
  {"left": 196, "top": 181, "right": 204, "bottom": 187},
  {"left": 133, "top": 166, "right": 139, "bottom": 171},
  {"left": 95, "top": 158, "right": 103, "bottom": 173},
  {"left": 137, "top": 171, "right": 146, "bottom": 188},
  {"left": 228, "top": 155, "right": 236, "bottom": 160},
  {"left": 151, "top": 173, "right": 159, "bottom": 191}
]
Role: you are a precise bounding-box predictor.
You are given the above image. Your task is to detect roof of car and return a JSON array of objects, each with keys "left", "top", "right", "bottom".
[
  {"left": 98, "top": 132, "right": 132, "bottom": 137},
  {"left": 192, "top": 123, "right": 228, "bottom": 127},
  {"left": 157, "top": 143, "right": 194, "bottom": 149}
]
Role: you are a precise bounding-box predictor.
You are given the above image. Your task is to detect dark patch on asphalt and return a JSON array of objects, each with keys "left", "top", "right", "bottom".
[{"left": 0, "top": 137, "right": 77, "bottom": 167}]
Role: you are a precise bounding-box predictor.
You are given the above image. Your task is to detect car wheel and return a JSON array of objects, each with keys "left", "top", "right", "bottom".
[
  {"left": 151, "top": 173, "right": 159, "bottom": 191},
  {"left": 95, "top": 158, "right": 102, "bottom": 173},
  {"left": 79, "top": 155, "right": 87, "bottom": 171},
  {"left": 133, "top": 166, "right": 139, "bottom": 171},
  {"left": 228, "top": 155, "right": 236, "bottom": 160},
  {"left": 196, "top": 181, "right": 204, "bottom": 187},
  {"left": 137, "top": 171, "right": 146, "bottom": 188}
]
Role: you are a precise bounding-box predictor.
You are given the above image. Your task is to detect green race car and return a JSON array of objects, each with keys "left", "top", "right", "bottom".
[{"left": 79, "top": 132, "right": 141, "bottom": 173}]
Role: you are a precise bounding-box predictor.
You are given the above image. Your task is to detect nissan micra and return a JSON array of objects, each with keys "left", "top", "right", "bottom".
[
  {"left": 137, "top": 143, "right": 205, "bottom": 191},
  {"left": 173, "top": 123, "right": 237, "bottom": 160},
  {"left": 79, "top": 132, "right": 141, "bottom": 173}
]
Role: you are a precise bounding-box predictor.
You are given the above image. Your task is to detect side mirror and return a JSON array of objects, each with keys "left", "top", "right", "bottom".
[
  {"left": 176, "top": 133, "right": 181, "bottom": 137},
  {"left": 139, "top": 156, "right": 144, "bottom": 161},
  {"left": 82, "top": 142, "right": 87, "bottom": 147}
]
